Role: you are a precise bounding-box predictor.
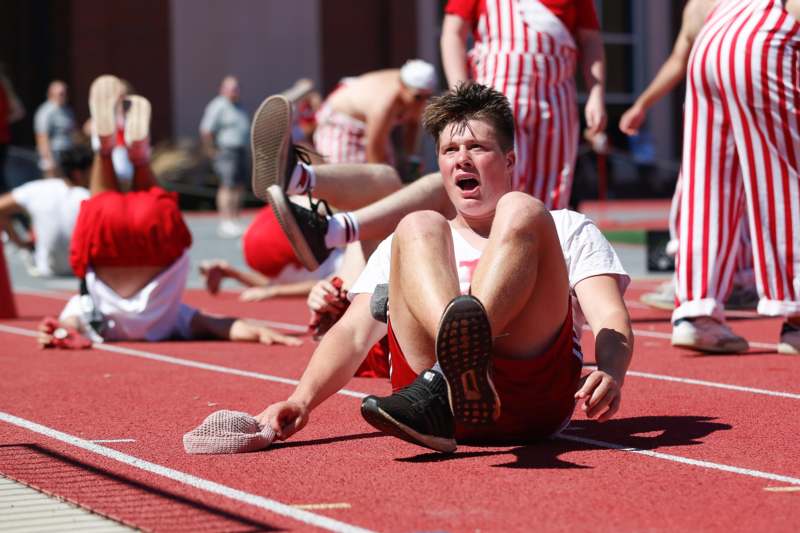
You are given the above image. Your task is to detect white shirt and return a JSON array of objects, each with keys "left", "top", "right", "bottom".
[
  {"left": 60, "top": 252, "right": 198, "bottom": 341},
  {"left": 350, "top": 209, "right": 630, "bottom": 333},
  {"left": 11, "top": 178, "right": 90, "bottom": 276}
]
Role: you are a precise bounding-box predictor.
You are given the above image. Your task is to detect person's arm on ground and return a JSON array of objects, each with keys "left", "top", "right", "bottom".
[
  {"left": 240, "top": 279, "right": 318, "bottom": 302},
  {"left": 573, "top": 274, "right": 633, "bottom": 422},
  {"left": 619, "top": 0, "right": 705, "bottom": 135},
  {"left": 441, "top": 14, "right": 472, "bottom": 88},
  {"left": 576, "top": 28, "right": 607, "bottom": 136},
  {"left": 189, "top": 311, "right": 302, "bottom": 346},
  {"left": 256, "top": 294, "right": 386, "bottom": 439}
]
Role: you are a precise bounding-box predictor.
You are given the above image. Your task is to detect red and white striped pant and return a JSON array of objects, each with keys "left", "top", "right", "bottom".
[
  {"left": 313, "top": 104, "right": 368, "bottom": 164},
  {"left": 674, "top": 0, "right": 800, "bottom": 321}
]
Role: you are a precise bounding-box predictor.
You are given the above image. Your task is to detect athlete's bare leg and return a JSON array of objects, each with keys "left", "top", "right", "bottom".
[
  {"left": 387, "top": 193, "right": 569, "bottom": 375},
  {"left": 347, "top": 171, "right": 451, "bottom": 242},
  {"left": 310, "top": 164, "right": 403, "bottom": 211},
  {"left": 89, "top": 153, "right": 120, "bottom": 195}
]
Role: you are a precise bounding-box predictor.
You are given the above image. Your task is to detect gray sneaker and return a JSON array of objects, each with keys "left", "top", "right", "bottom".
[
  {"left": 778, "top": 321, "right": 800, "bottom": 355},
  {"left": 250, "top": 95, "right": 312, "bottom": 200},
  {"left": 671, "top": 317, "right": 749, "bottom": 353}
]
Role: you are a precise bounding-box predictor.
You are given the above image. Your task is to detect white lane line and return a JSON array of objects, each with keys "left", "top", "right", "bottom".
[
  {"left": 3, "top": 327, "right": 800, "bottom": 499},
  {"left": 0, "top": 411, "right": 375, "bottom": 533},
  {"left": 582, "top": 365, "right": 800, "bottom": 400},
  {"left": 630, "top": 328, "right": 778, "bottom": 350},
  {"left": 0, "top": 324, "right": 366, "bottom": 400},
  {"left": 0, "top": 323, "right": 795, "bottom": 401},
  {"left": 557, "top": 433, "right": 800, "bottom": 486}
]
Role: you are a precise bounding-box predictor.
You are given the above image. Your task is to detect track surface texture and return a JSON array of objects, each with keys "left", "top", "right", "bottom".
[{"left": 1, "top": 281, "right": 799, "bottom": 532}]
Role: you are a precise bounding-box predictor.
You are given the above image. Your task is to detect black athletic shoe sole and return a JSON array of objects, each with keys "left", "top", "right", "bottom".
[
  {"left": 266, "top": 185, "right": 321, "bottom": 271},
  {"left": 436, "top": 295, "right": 501, "bottom": 426},
  {"left": 251, "top": 95, "right": 291, "bottom": 201},
  {"left": 360, "top": 397, "right": 457, "bottom": 453}
]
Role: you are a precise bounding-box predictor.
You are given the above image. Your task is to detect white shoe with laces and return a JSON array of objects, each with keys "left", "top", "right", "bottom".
[
  {"left": 671, "top": 317, "right": 749, "bottom": 353},
  {"left": 778, "top": 321, "right": 800, "bottom": 355}
]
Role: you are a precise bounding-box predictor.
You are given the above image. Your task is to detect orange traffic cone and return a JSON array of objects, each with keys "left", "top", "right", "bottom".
[{"left": 0, "top": 239, "right": 18, "bottom": 318}]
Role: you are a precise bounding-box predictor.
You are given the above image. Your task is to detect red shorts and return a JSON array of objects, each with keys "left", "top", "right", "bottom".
[
  {"left": 242, "top": 206, "right": 302, "bottom": 277},
  {"left": 70, "top": 188, "right": 192, "bottom": 278},
  {"left": 354, "top": 337, "right": 391, "bottom": 378},
  {"left": 387, "top": 311, "right": 582, "bottom": 443}
]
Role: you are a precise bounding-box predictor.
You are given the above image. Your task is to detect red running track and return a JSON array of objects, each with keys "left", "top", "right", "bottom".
[{"left": 1, "top": 283, "right": 798, "bottom": 532}]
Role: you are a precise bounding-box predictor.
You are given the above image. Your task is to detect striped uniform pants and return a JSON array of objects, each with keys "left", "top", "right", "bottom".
[
  {"left": 469, "top": 0, "right": 580, "bottom": 209},
  {"left": 673, "top": 0, "right": 800, "bottom": 322},
  {"left": 312, "top": 104, "right": 368, "bottom": 164}
]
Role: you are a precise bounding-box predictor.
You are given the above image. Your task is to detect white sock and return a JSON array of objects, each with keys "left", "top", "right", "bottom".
[
  {"left": 324, "top": 212, "right": 359, "bottom": 248},
  {"left": 431, "top": 362, "right": 443, "bottom": 374},
  {"left": 286, "top": 162, "right": 316, "bottom": 195}
]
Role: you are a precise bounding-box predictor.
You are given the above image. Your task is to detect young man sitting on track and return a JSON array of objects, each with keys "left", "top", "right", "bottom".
[
  {"left": 38, "top": 75, "right": 300, "bottom": 349},
  {"left": 255, "top": 83, "right": 633, "bottom": 452}
]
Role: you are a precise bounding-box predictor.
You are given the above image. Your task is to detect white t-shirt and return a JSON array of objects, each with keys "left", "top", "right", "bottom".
[
  {"left": 60, "top": 252, "right": 198, "bottom": 341},
  {"left": 350, "top": 209, "right": 630, "bottom": 333},
  {"left": 11, "top": 179, "right": 90, "bottom": 276}
]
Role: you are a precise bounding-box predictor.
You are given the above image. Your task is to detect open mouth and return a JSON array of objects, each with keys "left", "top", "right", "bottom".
[{"left": 456, "top": 177, "right": 480, "bottom": 192}]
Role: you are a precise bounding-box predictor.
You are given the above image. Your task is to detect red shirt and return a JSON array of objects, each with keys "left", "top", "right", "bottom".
[
  {"left": 445, "top": 0, "right": 600, "bottom": 36},
  {"left": 0, "top": 82, "right": 10, "bottom": 144}
]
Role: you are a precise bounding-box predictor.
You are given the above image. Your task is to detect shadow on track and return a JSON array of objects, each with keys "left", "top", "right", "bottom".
[{"left": 395, "top": 415, "right": 732, "bottom": 469}]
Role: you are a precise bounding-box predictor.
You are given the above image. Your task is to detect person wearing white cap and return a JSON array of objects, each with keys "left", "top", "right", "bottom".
[{"left": 313, "top": 59, "right": 437, "bottom": 177}]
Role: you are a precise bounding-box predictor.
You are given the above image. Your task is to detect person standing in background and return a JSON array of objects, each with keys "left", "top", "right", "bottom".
[
  {"left": 200, "top": 75, "right": 250, "bottom": 238},
  {"left": 34, "top": 80, "right": 77, "bottom": 177}
]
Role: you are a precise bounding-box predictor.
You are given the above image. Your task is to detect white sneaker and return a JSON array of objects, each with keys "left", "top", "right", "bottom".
[
  {"left": 641, "top": 280, "right": 675, "bottom": 310},
  {"left": 217, "top": 220, "right": 243, "bottom": 239},
  {"left": 778, "top": 322, "right": 800, "bottom": 355},
  {"left": 671, "top": 317, "right": 749, "bottom": 353}
]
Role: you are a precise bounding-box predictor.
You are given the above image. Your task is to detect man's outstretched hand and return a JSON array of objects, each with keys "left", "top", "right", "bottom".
[
  {"left": 256, "top": 401, "right": 308, "bottom": 440},
  {"left": 574, "top": 370, "right": 622, "bottom": 422}
]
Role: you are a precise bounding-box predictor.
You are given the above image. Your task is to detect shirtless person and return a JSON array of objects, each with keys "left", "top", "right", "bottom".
[
  {"left": 312, "top": 59, "right": 436, "bottom": 173},
  {"left": 39, "top": 76, "right": 300, "bottom": 348},
  {"left": 256, "top": 84, "right": 632, "bottom": 452}
]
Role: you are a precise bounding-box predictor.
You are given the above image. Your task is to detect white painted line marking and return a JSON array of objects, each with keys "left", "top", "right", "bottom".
[
  {"left": 0, "top": 324, "right": 795, "bottom": 402},
  {"left": 557, "top": 433, "right": 800, "bottom": 485},
  {"left": 630, "top": 328, "right": 778, "bottom": 351},
  {"left": 763, "top": 486, "right": 800, "bottom": 492},
  {"left": 582, "top": 365, "right": 800, "bottom": 400},
  {"left": 0, "top": 411, "right": 375, "bottom": 533},
  {"left": 0, "top": 324, "right": 366, "bottom": 400}
]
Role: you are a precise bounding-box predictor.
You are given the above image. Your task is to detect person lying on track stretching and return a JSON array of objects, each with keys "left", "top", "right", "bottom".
[{"left": 39, "top": 75, "right": 300, "bottom": 348}]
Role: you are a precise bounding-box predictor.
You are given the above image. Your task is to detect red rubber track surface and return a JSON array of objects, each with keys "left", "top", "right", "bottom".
[{"left": 1, "top": 283, "right": 798, "bottom": 532}]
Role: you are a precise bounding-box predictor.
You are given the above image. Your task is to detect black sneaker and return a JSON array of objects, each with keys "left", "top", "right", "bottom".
[
  {"left": 436, "top": 295, "right": 501, "bottom": 427},
  {"left": 250, "top": 95, "right": 313, "bottom": 200},
  {"left": 361, "top": 370, "right": 456, "bottom": 453},
  {"left": 266, "top": 185, "right": 332, "bottom": 271}
]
